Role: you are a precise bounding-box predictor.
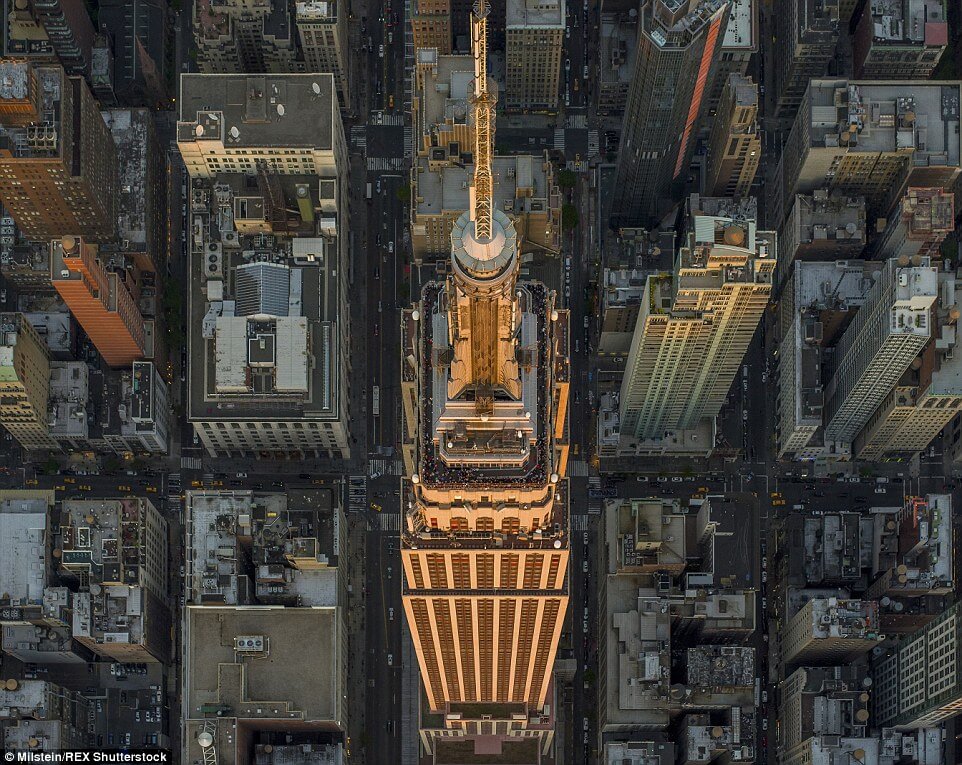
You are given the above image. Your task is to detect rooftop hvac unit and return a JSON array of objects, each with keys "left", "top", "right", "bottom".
[{"left": 233, "top": 635, "right": 265, "bottom": 652}]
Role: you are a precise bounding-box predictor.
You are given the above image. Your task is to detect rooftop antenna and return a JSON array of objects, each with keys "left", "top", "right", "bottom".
[{"left": 470, "top": 0, "right": 495, "bottom": 242}]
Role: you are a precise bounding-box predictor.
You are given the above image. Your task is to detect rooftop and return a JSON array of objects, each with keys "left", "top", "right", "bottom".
[
  {"left": 722, "top": 0, "right": 755, "bottom": 49},
  {"left": 102, "top": 109, "right": 153, "bottom": 248},
  {"left": 603, "top": 742, "right": 676, "bottom": 765},
  {"left": 415, "top": 155, "right": 557, "bottom": 217},
  {"left": 178, "top": 74, "right": 336, "bottom": 151},
  {"left": 806, "top": 80, "right": 961, "bottom": 167},
  {"left": 604, "top": 497, "right": 687, "bottom": 572},
  {"left": 0, "top": 491, "right": 53, "bottom": 605},
  {"left": 188, "top": 176, "right": 343, "bottom": 423},
  {"left": 58, "top": 498, "right": 162, "bottom": 592},
  {"left": 506, "top": 0, "right": 565, "bottom": 28},
  {"left": 864, "top": 0, "right": 946, "bottom": 45},
  {"left": 686, "top": 646, "right": 755, "bottom": 688},
  {"left": 790, "top": 190, "right": 867, "bottom": 246},
  {"left": 0, "top": 63, "right": 63, "bottom": 159},
  {"left": 642, "top": 0, "right": 730, "bottom": 49},
  {"left": 185, "top": 605, "right": 339, "bottom": 723},
  {"left": 896, "top": 187, "right": 955, "bottom": 239}
]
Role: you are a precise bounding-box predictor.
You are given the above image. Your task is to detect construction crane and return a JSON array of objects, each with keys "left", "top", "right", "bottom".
[{"left": 470, "top": 0, "right": 494, "bottom": 242}]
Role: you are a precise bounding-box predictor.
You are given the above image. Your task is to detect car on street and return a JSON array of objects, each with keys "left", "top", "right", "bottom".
[
  {"left": 387, "top": 654, "right": 393, "bottom": 666},
  {"left": 389, "top": 608, "right": 394, "bottom": 620},
  {"left": 582, "top": 560, "right": 588, "bottom": 572}
]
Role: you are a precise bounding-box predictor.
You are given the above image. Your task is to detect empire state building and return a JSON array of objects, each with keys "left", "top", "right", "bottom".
[{"left": 398, "top": 0, "right": 571, "bottom": 757}]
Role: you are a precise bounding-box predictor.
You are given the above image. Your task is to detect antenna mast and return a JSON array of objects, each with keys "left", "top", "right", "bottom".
[{"left": 470, "top": 0, "right": 494, "bottom": 242}]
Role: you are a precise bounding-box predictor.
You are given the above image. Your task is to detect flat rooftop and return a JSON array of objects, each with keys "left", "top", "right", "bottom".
[
  {"left": 794, "top": 260, "right": 877, "bottom": 309},
  {"left": 507, "top": 0, "right": 565, "bottom": 28},
  {"left": 178, "top": 74, "right": 336, "bottom": 150},
  {"left": 0, "top": 63, "right": 64, "bottom": 159},
  {"left": 185, "top": 605, "right": 339, "bottom": 722},
  {"left": 187, "top": 178, "right": 343, "bottom": 423},
  {"left": 806, "top": 80, "right": 961, "bottom": 168},
  {"left": 723, "top": 0, "right": 755, "bottom": 49},
  {"left": 864, "top": 0, "right": 946, "bottom": 45},
  {"left": 415, "top": 155, "right": 553, "bottom": 216},
  {"left": 102, "top": 109, "right": 152, "bottom": 248},
  {"left": 0, "top": 491, "right": 52, "bottom": 604}
]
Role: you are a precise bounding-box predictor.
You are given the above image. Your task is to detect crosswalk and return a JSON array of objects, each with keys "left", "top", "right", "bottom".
[
  {"left": 180, "top": 456, "right": 202, "bottom": 470},
  {"left": 371, "top": 111, "right": 405, "bottom": 126},
  {"left": 568, "top": 460, "right": 587, "bottom": 476},
  {"left": 403, "top": 126, "right": 414, "bottom": 157},
  {"left": 553, "top": 128, "right": 565, "bottom": 152},
  {"left": 369, "top": 458, "right": 404, "bottom": 477},
  {"left": 348, "top": 476, "right": 367, "bottom": 512},
  {"left": 379, "top": 512, "right": 402, "bottom": 531},
  {"left": 571, "top": 515, "right": 590, "bottom": 531},
  {"left": 587, "top": 476, "right": 602, "bottom": 514},
  {"left": 351, "top": 125, "right": 367, "bottom": 150},
  {"left": 588, "top": 130, "right": 599, "bottom": 156},
  {"left": 167, "top": 472, "right": 182, "bottom": 506},
  {"left": 567, "top": 115, "right": 588, "bottom": 129},
  {"left": 367, "top": 157, "right": 406, "bottom": 172}
]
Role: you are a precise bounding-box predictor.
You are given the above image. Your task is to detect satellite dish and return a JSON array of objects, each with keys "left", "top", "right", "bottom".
[
  {"left": 194, "top": 124, "right": 204, "bottom": 137},
  {"left": 197, "top": 731, "right": 214, "bottom": 748},
  {"left": 312, "top": 82, "right": 321, "bottom": 95},
  {"left": 229, "top": 126, "right": 240, "bottom": 139},
  {"left": 276, "top": 104, "right": 285, "bottom": 116}
]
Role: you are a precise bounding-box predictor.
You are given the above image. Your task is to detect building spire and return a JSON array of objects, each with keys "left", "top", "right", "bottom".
[{"left": 470, "top": 0, "right": 494, "bottom": 242}]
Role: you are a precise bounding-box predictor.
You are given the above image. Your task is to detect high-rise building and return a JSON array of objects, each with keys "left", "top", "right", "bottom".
[
  {"left": 823, "top": 257, "right": 938, "bottom": 448},
  {"left": 50, "top": 236, "right": 146, "bottom": 368},
  {"left": 193, "top": 0, "right": 300, "bottom": 74},
  {"left": 875, "top": 187, "right": 955, "bottom": 263},
  {"left": 102, "top": 108, "right": 167, "bottom": 274},
  {"left": 775, "top": 191, "right": 867, "bottom": 290},
  {"left": 772, "top": 0, "right": 839, "bottom": 120},
  {"left": 4, "top": 0, "right": 96, "bottom": 76},
  {"left": 598, "top": 12, "right": 637, "bottom": 116},
  {"left": 609, "top": 0, "right": 731, "bottom": 228},
  {"left": 775, "top": 260, "right": 876, "bottom": 460},
  {"left": 0, "top": 314, "right": 57, "bottom": 451},
  {"left": 505, "top": 0, "right": 565, "bottom": 111},
  {"left": 400, "top": 3, "right": 569, "bottom": 756},
  {"left": 295, "top": 1, "right": 350, "bottom": 105},
  {"left": 618, "top": 197, "right": 774, "bottom": 450},
  {"left": 179, "top": 75, "right": 351, "bottom": 459},
  {"left": 182, "top": 489, "right": 348, "bottom": 760},
  {"left": 411, "top": 0, "right": 454, "bottom": 53},
  {"left": 177, "top": 73, "right": 346, "bottom": 180},
  {"left": 705, "top": 0, "right": 756, "bottom": 115},
  {"left": 780, "top": 598, "right": 882, "bottom": 666},
  {"left": 0, "top": 60, "right": 117, "bottom": 241},
  {"left": 774, "top": 79, "right": 962, "bottom": 228},
  {"left": 57, "top": 497, "right": 170, "bottom": 663},
  {"left": 874, "top": 600, "right": 962, "bottom": 728},
  {"left": 854, "top": 0, "right": 947, "bottom": 80},
  {"left": 704, "top": 74, "right": 760, "bottom": 198}
]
